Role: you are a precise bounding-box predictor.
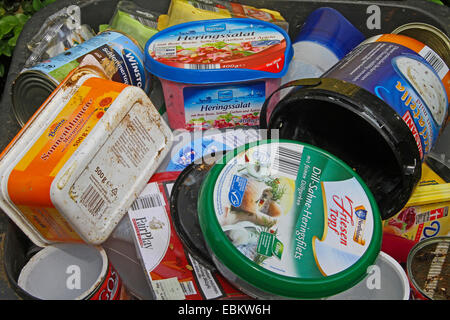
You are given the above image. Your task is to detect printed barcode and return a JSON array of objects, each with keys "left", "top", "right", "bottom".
[
  {"left": 131, "top": 193, "right": 163, "bottom": 211},
  {"left": 80, "top": 185, "right": 106, "bottom": 217},
  {"left": 190, "top": 1, "right": 219, "bottom": 12},
  {"left": 423, "top": 50, "right": 445, "bottom": 75},
  {"left": 184, "top": 63, "right": 221, "bottom": 70},
  {"left": 272, "top": 145, "right": 302, "bottom": 179},
  {"left": 179, "top": 281, "right": 197, "bottom": 296}
]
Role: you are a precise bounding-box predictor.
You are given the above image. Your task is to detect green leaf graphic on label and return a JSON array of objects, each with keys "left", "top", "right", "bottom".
[
  {"left": 273, "top": 238, "right": 284, "bottom": 260},
  {"left": 256, "top": 231, "right": 283, "bottom": 260}
]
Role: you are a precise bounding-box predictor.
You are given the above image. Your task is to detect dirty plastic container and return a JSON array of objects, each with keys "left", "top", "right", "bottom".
[
  {"left": 198, "top": 140, "right": 382, "bottom": 299},
  {"left": 0, "top": 67, "right": 173, "bottom": 246},
  {"left": 144, "top": 18, "right": 292, "bottom": 130}
]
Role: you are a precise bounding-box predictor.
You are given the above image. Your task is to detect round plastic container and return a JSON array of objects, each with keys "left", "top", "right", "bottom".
[
  {"left": 281, "top": 7, "right": 365, "bottom": 86},
  {"left": 198, "top": 140, "right": 382, "bottom": 299},
  {"left": 144, "top": 18, "right": 292, "bottom": 130}
]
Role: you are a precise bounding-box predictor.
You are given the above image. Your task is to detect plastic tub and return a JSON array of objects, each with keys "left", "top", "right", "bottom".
[
  {"left": 198, "top": 140, "right": 382, "bottom": 299},
  {"left": 281, "top": 7, "right": 365, "bottom": 87},
  {"left": 144, "top": 18, "right": 292, "bottom": 130},
  {"left": 0, "top": 68, "right": 173, "bottom": 246},
  {"left": 327, "top": 251, "right": 410, "bottom": 300}
]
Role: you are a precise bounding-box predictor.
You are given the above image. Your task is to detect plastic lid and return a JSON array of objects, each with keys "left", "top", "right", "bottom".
[
  {"left": 198, "top": 140, "right": 382, "bottom": 299},
  {"left": 170, "top": 153, "right": 224, "bottom": 271},
  {"left": 144, "top": 18, "right": 292, "bottom": 84},
  {"left": 294, "top": 7, "right": 365, "bottom": 59}
]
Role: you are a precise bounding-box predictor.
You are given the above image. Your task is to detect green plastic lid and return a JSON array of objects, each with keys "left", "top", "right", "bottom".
[{"left": 198, "top": 140, "right": 382, "bottom": 299}]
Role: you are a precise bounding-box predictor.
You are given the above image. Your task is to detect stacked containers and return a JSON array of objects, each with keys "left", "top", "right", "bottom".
[{"left": 144, "top": 18, "right": 292, "bottom": 130}]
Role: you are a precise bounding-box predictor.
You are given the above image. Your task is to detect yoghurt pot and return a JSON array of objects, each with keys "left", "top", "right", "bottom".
[
  {"left": 198, "top": 140, "right": 382, "bottom": 299},
  {"left": 144, "top": 18, "right": 292, "bottom": 130}
]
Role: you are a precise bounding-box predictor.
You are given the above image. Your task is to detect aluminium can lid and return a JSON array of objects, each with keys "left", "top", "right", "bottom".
[{"left": 198, "top": 139, "right": 382, "bottom": 299}]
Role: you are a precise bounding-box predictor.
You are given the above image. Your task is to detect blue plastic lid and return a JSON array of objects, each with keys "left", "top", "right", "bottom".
[
  {"left": 144, "top": 18, "right": 292, "bottom": 84},
  {"left": 294, "top": 7, "right": 365, "bottom": 59}
]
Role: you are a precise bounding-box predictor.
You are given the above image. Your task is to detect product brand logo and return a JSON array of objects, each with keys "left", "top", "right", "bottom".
[
  {"left": 123, "top": 49, "right": 144, "bottom": 88},
  {"left": 205, "top": 23, "right": 226, "bottom": 32}
]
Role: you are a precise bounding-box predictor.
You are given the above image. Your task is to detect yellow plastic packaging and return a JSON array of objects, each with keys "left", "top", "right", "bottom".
[
  {"left": 157, "top": 0, "right": 288, "bottom": 31},
  {"left": 384, "top": 161, "right": 450, "bottom": 242}
]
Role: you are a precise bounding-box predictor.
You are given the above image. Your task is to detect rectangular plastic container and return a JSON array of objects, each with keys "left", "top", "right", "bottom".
[
  {"left": 0, "top": 67, "right": 173, "bottom": 247},
  {"left": 160, "top": 78, "right": 282, "bottom": 130}
]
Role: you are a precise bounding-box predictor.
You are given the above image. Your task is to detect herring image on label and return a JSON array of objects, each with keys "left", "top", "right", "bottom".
[{"left": 212, "top": 142, "right": 377, "bottom": 278}]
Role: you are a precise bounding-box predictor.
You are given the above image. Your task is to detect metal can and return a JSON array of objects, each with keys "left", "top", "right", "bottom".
[
  {"left": 392, "top": 23, "right": 450, "bottom": 76},
  {"left": 407, "top": 236, "right": 450, "bottom": 300},
  {"left": 12, "top": 30, "right": 150, "bottom": 126},
  {"left": 261, "top": 30, "right": 449, "bottom": 220},
  {"left": 17, "top": 243, "right": 128, "bottom": 300},
  {"left": 392, "top": 22, "right": 450, "bottom": 127},
  {"left": 0, "top": 67, "right": 173, "bottom": 246}
]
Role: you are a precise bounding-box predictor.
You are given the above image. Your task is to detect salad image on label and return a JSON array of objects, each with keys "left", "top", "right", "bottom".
[{"left": 198, "top": 140, "right": 382, "bottom": 299}]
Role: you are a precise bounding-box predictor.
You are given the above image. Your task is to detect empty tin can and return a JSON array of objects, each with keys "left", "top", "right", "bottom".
[
  {"left": 17, "top": 243, "right": 128, "bottom": 300},
  {"left": 12, "top": 30, "right": 150, "bottom": 126},
  {"left": 407, "top": 236, "right": 450, "bottom": 300}
]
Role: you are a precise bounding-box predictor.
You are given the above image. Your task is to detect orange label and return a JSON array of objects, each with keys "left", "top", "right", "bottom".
[{"left": 7, "top": 77, "right": 128, "bottom": 242}]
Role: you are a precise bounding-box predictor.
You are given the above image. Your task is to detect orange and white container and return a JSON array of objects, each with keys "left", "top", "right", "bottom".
[{"left": 0, "top": 67, "right": 173, "bottom": 246}]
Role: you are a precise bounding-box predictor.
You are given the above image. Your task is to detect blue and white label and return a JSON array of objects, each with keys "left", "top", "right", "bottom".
[
  {"left": 228, "top": 175, "right": 248, "bottom": 207},
  {"left": 325, "top": 41, "right": 448, "bottom": 158},
  {"left": 184, "top": 82, "right": 266, "bottom": 128}
]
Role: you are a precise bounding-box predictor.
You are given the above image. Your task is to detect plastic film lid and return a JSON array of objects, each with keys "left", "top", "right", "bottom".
[
  {"left": 198, "top": 140, "right": 382, "bottom": 299},
  {"left": 144, "top": 18, "right": 293, "bottom": 84},
  {"left": 294, "top": 7, "right": 365, "bottom": 59}
]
